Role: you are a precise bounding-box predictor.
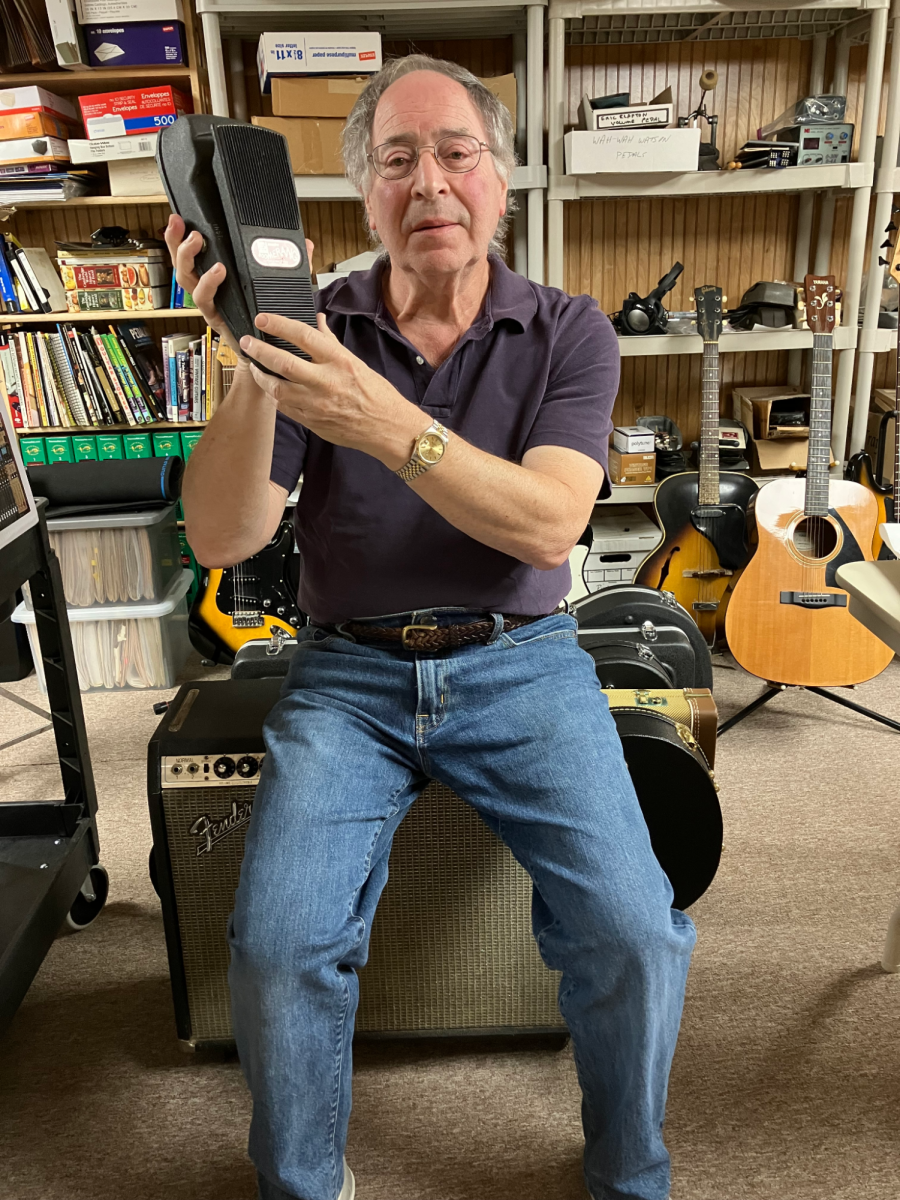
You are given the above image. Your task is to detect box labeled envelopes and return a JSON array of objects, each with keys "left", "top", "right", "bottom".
[
  {"left": 68, "top": 132, "right": 157, "bottom": 163},
  {"left": 84, "top": 21, "right": 186, "bottom": 67},
  {"left": 0, "top": 137, "right": 70, "bottom": 166},
  {"left": 0, "top": 111, "right": 76, "bottom": 142},
  {"left": 78, "top": 86, "right": 191, "bottom": 140},
  {"left": 0, "top": 86, "right": 79, "bottom": 123}
]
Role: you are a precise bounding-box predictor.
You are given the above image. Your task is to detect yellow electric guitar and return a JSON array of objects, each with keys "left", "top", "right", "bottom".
[
  {"left": 725, "top": 274, "right": 893, "bottom": 687},
  {"left": 188, "top": 519, "right": 304, "bottom": 664}
]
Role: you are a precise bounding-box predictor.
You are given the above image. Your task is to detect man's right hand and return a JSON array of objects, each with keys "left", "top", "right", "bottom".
[{"left": 163, "top": 214, "right": 315, "bottom": 361}]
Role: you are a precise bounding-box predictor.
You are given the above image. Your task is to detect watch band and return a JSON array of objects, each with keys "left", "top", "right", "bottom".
[{"left": 395, "top": 420, "right": 449, "bottom": 482}]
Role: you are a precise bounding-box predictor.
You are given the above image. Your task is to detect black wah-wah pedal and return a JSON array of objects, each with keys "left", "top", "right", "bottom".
[{"left": 157, "top": 114, "right": 317, "bottom": 374}]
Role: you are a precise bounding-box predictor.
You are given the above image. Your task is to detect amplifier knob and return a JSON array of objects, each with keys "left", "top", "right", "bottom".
[
  {"left": 236, "top": 755, "right": 259, "bottom": 778},
  {"left": 213, "top": 756, "right": 236, "bottom": 779}
]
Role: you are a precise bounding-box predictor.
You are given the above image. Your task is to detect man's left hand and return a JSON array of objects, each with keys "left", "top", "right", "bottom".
[{"left": 241, "top": 313, "right": 422, "bottom": 469}]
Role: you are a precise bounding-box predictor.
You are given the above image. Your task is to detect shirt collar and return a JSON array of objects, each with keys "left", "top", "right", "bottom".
[{"left": 324, "top": 252, "right": 538, "bottom": 332}]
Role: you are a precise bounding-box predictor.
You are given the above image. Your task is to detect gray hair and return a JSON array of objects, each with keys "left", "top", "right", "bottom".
[{"left": 342, "top": 54, "right": 518, "bottom": 256}]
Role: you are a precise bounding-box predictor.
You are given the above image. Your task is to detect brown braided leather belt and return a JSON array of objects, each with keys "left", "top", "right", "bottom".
[{"left": 341, "top": 611, "right": 557, "bottom": 651}]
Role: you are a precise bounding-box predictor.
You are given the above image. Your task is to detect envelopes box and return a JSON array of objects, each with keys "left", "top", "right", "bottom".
[
  {"left": 84, "top": 20, "right": 187, "bottom": 68},
  {"left": 250, "top": 115, "right": 343, "bottom": 174},
  {"left": 108, "top": 155, "right": 164, "bottom": 196}
]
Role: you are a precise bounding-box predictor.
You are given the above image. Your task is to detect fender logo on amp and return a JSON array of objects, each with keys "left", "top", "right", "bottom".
[{"left": 190, "top": 798, "right": 254, "bottom": 856}]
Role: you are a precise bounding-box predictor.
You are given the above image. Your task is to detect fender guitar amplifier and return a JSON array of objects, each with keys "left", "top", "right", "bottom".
[{"left": 147, "top": 679, "right": 565, "bottom": 1049}]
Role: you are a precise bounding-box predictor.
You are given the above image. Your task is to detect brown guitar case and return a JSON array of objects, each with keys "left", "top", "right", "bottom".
[{"left": 603, "top": 687, "right": 718, "bottom": 767}]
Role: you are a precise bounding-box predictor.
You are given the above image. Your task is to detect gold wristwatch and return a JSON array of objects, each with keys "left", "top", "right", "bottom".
[{"left": 395, "top": 420, "right": 450, "bottom": 482}]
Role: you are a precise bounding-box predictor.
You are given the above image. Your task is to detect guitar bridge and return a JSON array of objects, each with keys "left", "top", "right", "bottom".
[
  {"left": 692, "top": 601, "right": 719, "bottom": 611},
  {"left": 232, "top": 612, "right": 265, "bottom": 628},
  {"left": 682, "top": 568, "right": 734, "bottom": 579},
  {"left": 780, "top": 591, "right": 847, "bottom": 609}
]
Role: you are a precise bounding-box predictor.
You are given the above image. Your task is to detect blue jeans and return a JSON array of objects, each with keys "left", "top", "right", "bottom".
[{"left": 227, "top": 609, "right": 696, "bottom": 1200}]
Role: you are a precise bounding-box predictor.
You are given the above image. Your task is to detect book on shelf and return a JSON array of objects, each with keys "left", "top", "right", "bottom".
[
  {"left": 0, "top": 236, "right": 68, "bottom": 315},
  {"left": 0, "top": 0, "right": 56, "bottom": 72}
]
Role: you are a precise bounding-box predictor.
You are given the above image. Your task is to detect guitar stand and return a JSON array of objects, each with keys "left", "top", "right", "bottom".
[{"left": 717, "top": 683, "right": 900, "bottom": 736}]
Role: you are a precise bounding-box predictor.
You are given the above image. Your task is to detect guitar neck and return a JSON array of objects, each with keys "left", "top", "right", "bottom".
[
  {"left": 894, "top": 323, "right": 900, "bottom": 500},
  {"left": 698, "top": 340, "right": 721, "bottom": 506},
  {"left": 804, "top": 331, "right": 833, "bottom": 516}
]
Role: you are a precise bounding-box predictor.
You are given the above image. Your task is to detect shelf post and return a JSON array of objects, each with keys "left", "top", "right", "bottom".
[
  {"left": 792, "top": 33, "right": 828, "bottom": 385},
  {"left": 200, "top": 9, "right": 229, "bottom": 118},
  {"left": 513, "top": 29, "right": 528, "bottom": 276},
  {"left": 547, "top": 14, "right": 565, "bottom": 289},
  {"left": 815, "top": 27, "right": 852, "bottom": 274},
  {"left": 832, "top": 5, "right": 889, "bottom": 468},
  {"left": 527, "top": 4, "right": 546, "bottom": 284}
]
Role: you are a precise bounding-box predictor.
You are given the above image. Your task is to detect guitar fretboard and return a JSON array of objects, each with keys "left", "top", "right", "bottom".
[
  {"left": 804, "top": 331, "right": 833, "bottom": 516},
  {"left": 894, "top": 325, "right": 899, "bottom": 501},
  {"left": 698, "top": 341, "right": 721, "bottom": 507}
]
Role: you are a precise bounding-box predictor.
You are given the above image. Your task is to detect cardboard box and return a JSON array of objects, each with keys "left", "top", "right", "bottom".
[
  {"left": 46, "top": 436, "right": 73, "bottom": 463},
  {"left": 613, "top": 425, "right": 655, "bottom": 454},
  {"left": 97, "top": 434, "right": 123, "bottom": 460},
  {"left": 20, "top": 437, "right": 46, "bottom": 464},
  {"left": 76, "top": 0, "right": 184, "bottom": 21},
  {"left": 565, "top": 127, "right": 700, "bottom": 174},
  {"left": 751, "top": 438, "right": 812, "bottom": 473},
  {"left": 0, "top": 86, "right": 78, "bottom": 123},
  {"left": 72, "top": 435, "right": 97, "bottom": 461},
  {"left": 85, "top": 20, "right": 186, "bottom": 67},
  {"left": 258, "top": 32, "right": 382, "bottom": 93},
  {"left": 0, "top": 111, "right": 76, "bottom": 142},
  {"left": 608, "top": 447, "right": 656, "bottom": 485},
  {"left": 66, "top": 285, "right": 168, "bottom": 312},
  {"left": 107, "top": 155, "right": 164, "bottom": 196},
  {"left": 46, "top": 0, "right": 88, "bottom": 68},
  {"left": 732, "top": 385, "right": 809, "bottom": 441},
  {"left": 481, "top": 75, "right": 517, "bottom": 125},
  {"left": 68, "top": 132, "right": 157, "bottom": 163},
  {"left": 0, "top": 136, "right": 69, "bottom": 166},
  {"left": 584, "top": 102, "right": 674, "bottom": 132},
  {"left": 78, "top": 85, "right": 191, "bottom": 140},
  {"left": 124, "top": 432, "right": 152, "bottom": 458},
  {"left": 272, "top": 75, "right": 368, "bottom": 118},
  {"left": 251, "top": 115, "right": 343, "bottom": 175}
]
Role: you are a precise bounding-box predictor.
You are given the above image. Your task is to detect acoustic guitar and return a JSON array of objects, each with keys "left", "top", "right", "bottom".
[
  {"left": 724, "top": 274, "right": 893, "bottom": 687},
  {"left": 845, "top": 219, "right": 900, "bottom": 559},
  {"left": 188, "top": 519, "right": 304, "bottom": 663},
  {"left": 635, "top": 284, "right": 757, "bottom": 646}
]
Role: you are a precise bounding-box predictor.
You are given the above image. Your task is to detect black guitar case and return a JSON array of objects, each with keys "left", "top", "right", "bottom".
[{"left": 574, "top": 584, "right": 714, "bottom": 691}]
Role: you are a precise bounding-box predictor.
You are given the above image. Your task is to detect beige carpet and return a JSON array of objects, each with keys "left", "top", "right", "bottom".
[{"left": 1, "top": 651, "right": 899, "bottom": 1200}]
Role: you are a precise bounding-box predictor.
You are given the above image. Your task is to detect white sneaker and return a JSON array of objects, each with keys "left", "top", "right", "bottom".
[{"left": 338, "top": 1159, "right": 355, "bottom": 1200}]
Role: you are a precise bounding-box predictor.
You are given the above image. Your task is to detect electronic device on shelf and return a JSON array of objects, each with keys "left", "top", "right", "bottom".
[
  {"left": 635, "top": 285, "right": 758, "bottom": 647},
  {"left": 772, "top": 122, "right": 853, "bottom": 166},
  {"left": 636, "top": 415, "right": 687, "bottom": 478},
  {"left": 725, "top": 274, "right": 893, "bottom": 687},
  {"left": 611, "top": 262, "right": 684, "bottom": 336},
  {"left": 157, "top": 115, "right": 316, "bottom": 376},
  {"left": 677, "top": 69, "right": 719, "bottom": 169},
  {"left": 727, "top": 280, "right": 798, "bottom": 329}
]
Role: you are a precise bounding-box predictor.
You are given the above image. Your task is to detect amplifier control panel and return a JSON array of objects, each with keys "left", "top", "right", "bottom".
[{"left": 161, "top": 752, "right": 266, "bottom": 789}]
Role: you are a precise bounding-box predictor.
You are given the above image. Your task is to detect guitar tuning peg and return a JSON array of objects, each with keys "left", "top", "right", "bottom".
[
  {"left": 882, "top": 239, "right": 893, "bottom": 248},
  {"left": 888, "top": 221, "right": 898, "bottom": 231},
  {"left": 879, "top": 256, "right": 891, "bottom": 266}
]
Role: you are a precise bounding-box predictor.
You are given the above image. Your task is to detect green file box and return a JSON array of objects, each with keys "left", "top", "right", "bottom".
[
  {"left": 124, "top": 433, "right": 152, "bottom": 459},
  {"left": 152, "top": 431, "right": 182, "bottom": 458},
  {"left": 97, "top": 434, "right": 124, "bottom": 460},
  {"left": 19, "top": 437, "right": 47, "bottom": 464},
  {"left": 180, "top": 430, "right": 204, "bottom": 460},
  {"left": 45, "top": 436, "right": 73, "bottom": 464},
  {"left": 72, "top": 435, "right": 98, "bottom": 461}
]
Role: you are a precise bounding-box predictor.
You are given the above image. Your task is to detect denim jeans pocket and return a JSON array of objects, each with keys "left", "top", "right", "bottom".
[{"left": 495, "top": 612, "right": 578, "bottom": 649}]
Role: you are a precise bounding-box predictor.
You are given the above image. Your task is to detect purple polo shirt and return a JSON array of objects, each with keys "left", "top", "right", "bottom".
[{"left": 270, "top": 254, "right": 619, "bottom": 623}]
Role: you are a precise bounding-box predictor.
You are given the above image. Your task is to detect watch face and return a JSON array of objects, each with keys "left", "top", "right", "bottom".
[{"left": 417, "top": 433, "right": 445, "bottom": 464}]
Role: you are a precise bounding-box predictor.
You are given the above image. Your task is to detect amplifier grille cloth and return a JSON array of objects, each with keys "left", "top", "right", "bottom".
[
  {"left": 216, "top": 123, "right": 300, "bottom": 231},
  {"left": 162, "top": 781, "right": 563, "bottom": 1044}
]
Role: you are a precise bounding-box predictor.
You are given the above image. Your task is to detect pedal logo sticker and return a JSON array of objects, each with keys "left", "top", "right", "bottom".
[{"left": 190, "top": 798, "right": 254, "bottom": 856}]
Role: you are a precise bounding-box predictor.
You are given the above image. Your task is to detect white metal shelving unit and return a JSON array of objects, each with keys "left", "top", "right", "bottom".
[
  {"left": 545, "top": 0, "right": 891, "bottom": 467},
  {"left": 195, "top": 0, "right": 548, "bottom": 282},
  {"left": 852, "top": 0, "right": 900, "bottom": 457}
]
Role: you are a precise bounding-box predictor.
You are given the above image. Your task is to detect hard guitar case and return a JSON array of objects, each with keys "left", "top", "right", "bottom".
[{"left": 573, "top": 584, "right": 714, "bottom": 691}]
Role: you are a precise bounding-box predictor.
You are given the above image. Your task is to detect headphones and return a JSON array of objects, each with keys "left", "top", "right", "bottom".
[{"left": 612, "top": 262, "right": 684, "bottom": 336}]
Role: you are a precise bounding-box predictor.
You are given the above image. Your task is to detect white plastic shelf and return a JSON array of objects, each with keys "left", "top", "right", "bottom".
[
  {"left": 549, "top": 162, "right": 872, "bottom": 202},
  {"left": 598, "top": 483, "right": 657, "bottom": 504},
  {"left": 876, "top": 165, "right": 900, "bottom": 194},
  {"left": 615, "top": 327, "right": 856, "bottom": 356},
  {"left": 858, "top": 326, "right": 898, "bottom": 353}
]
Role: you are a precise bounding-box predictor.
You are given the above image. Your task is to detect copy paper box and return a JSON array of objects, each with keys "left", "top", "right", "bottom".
[
  {"left": 565, "top": 127, "right": 700, "bottom": 173},
  {"left": 250, "top": 116, "right": 344, "bottom": 175},
  {"left": 20, "top": 438, "right": 46, "bottom": 464},
  {"left": 107, "top": 155, "right": 164, "bottom": 196},
  {"left": 152, "top": 431, "right": 182, "bottom": 457},
  {"left": 76, "top": 0, "right": 184, "bottom": 20},
  {"left": 0, "top": 111, "right": 76, "bottom": 142},
  {"left": 72, "top": 435, "right": 98, "bottom": 461},
  {"left": 124, "top": 433, "right": 152, "bottom": 458},
  {"left": 68, "top": 132, "right": 157, "bottom": 163},
  {"left": 0, "top": 86, "right": 78, "bottom": 123},
  {"left": 257, "top": 32, "right": 382, "bottom": 93},
  {"left": 272, "top": 75, "right": 368, "bottom": 118},
  {"left": 608, "top": 448, "right": 656, "bottom": 485},
  {"left": 97, "top": 434, "right": 123, "bottom": 460},
  {"left": 613, "top": 426, "right": 655, "bottom": 454},
  {"left": 78, "top": 86, "right": 191, "bottom": 140},
  {"left": 0, "top": 136, "right": 70, "bottom": 166},
  {"left": 45, "top": 436, "right": 73, "bottom": 464},
  {"left": 85, "top": 21, "right": 187, "bottom": 68}
]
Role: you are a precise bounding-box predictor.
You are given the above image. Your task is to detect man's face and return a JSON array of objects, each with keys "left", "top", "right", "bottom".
[{"left": 363, "top": 71, "right": 508, "bottom": 276}]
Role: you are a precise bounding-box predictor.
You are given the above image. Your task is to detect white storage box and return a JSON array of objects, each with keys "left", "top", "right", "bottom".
[
  {"left": 14, "top": 568, "right": 193, "bottom": 693},
  {"left": 26, "top": 504, "right": 181, "bottom": 609},
  {"left": 585, "top": 506, "right": 662, "bottom": 588},
  {"left": 565, "top": 128, "right": 699, "bottom": 174},
  {"left": 613, "top": 426, "right": 655, "bottom": 454}
]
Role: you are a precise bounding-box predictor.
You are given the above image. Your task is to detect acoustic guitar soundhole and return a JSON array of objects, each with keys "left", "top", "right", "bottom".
[{"left": 791, "top": 515, "right": 838, "bottom": 559}]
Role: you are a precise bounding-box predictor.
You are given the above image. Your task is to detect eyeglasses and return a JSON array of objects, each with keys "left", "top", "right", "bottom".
[{"left": 368, "top": 135, "right": 492, "bottom": 180}]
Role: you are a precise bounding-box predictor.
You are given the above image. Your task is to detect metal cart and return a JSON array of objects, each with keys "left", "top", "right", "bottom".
[{"left": 0, "top": 496, "right": 108, "bottom": 1036}]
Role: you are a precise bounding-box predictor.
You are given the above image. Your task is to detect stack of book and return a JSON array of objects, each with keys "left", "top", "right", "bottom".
[
  {"left": 0, "top": 86, "right": 96, "bottom": 202},
  {"left": 56, "top": 238, "right": 171, "bottom": 313},
  {"left": 0, "top": 321, "right": 168, "bottom": 428},
  {"left": 161, "top": 328, "right": 231, "bottom": 422},
  {"left": 0, "top": 234, "right": 67, "bottom": 314}
]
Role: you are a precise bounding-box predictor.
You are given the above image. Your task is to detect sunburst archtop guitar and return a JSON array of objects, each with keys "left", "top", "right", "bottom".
[
  {"left": 724, "top": 274, "right": 893, "bottom": 687},
  {"left": 635, "top": 284, "right": 758, "bottom": 646}
]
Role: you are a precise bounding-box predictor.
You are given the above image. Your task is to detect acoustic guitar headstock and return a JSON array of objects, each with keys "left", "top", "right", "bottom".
[
  {"left": 878, "top": 206, "right": 900, "bottom": 286},
  {"left": 803, "top": 274, "right": 837, "bottom": 335},
  {"left": 694, "top": 284, "right": 724, "bottom": 342}
]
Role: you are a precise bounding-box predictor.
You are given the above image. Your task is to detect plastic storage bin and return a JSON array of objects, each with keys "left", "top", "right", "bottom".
[
  {"left": 14, "top": 569, "right": 193, "bottom": 694},
  {"left": 25, "top": 504, "right": 181, "bottom": 610},
  {"left": 585, "top": 505, "right": 662, "bottom": 589}
]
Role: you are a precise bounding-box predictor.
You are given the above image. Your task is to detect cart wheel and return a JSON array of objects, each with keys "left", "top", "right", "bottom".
[
  {"left": 64, "top": 864, "right": 109, "bottom": 932},
  {"left": 149, "top": 846, "right": 160, "bottom": 897}
]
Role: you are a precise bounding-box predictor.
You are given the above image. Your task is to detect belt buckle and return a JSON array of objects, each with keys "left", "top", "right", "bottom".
[{"left": 401, "top": 622, "right": 437, "bottom": 649}]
